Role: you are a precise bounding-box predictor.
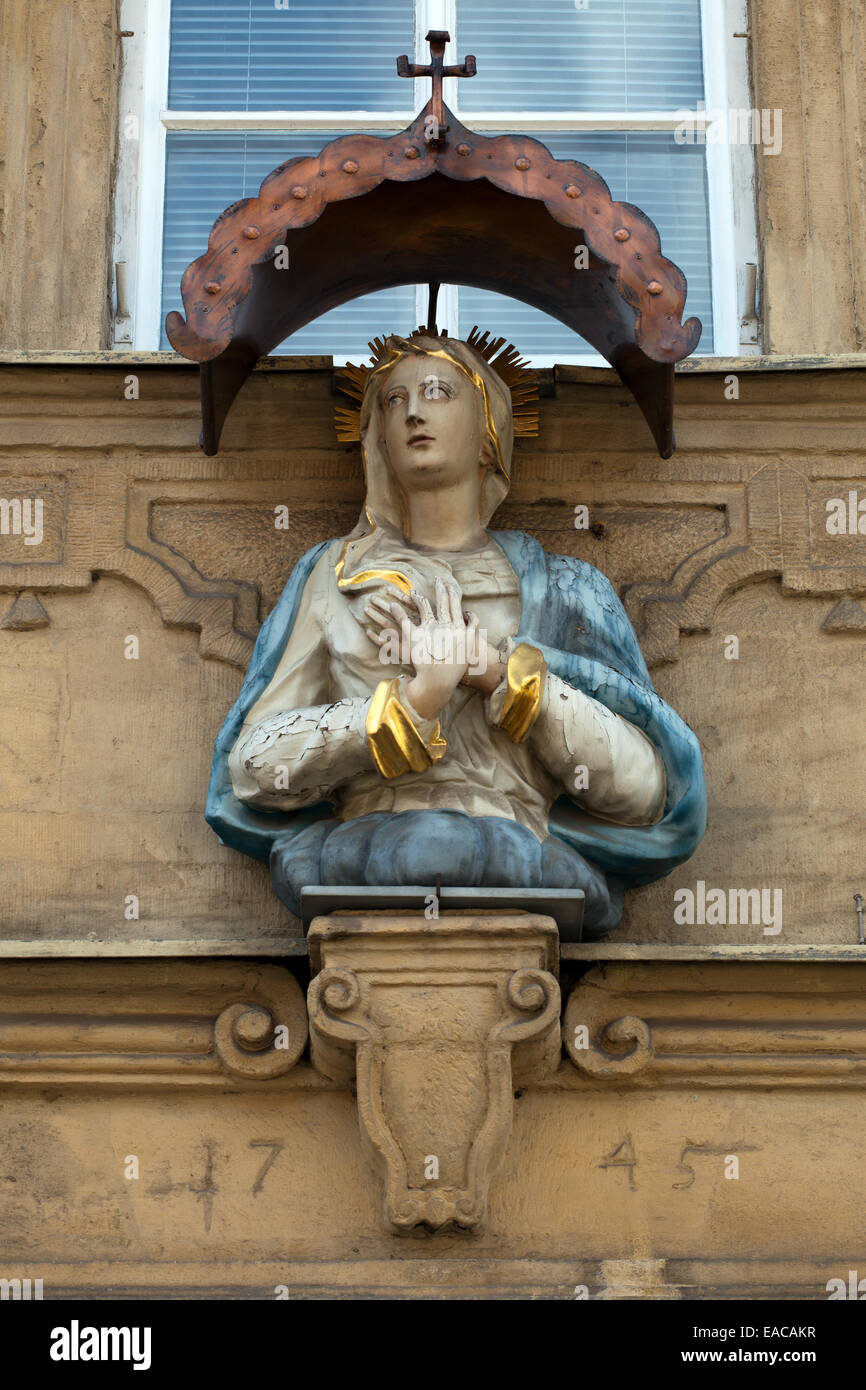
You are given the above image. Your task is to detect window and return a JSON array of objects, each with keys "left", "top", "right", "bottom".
[{"left": 115, "top": 0, "right": 757, "bottom": 361}]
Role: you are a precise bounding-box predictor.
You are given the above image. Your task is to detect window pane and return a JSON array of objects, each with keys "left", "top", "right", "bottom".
[
  {"left": 168, "top": 0, "right": 414, "bottom": 111},
  {"left": 161, "top": 132, "right": 416, "bottom": 355},
  {"left": 458, "top": 0, "right": 704, "bottom": 112},
  {"left": 457, "top": 133, "right": 713, "bottom": 355}
]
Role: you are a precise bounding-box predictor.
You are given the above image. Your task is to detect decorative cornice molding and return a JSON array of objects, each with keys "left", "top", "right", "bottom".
[
  {"left": 563, "top": 962, "right": 866, "bottom": 1087},
  {"left": 0, "top": 961, "right": 308, "bottom": 1087}
]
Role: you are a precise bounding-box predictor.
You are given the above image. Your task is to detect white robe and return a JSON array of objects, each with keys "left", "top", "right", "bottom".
[{"left": 228, "top": 537, "right": 665, "bottom": 841}]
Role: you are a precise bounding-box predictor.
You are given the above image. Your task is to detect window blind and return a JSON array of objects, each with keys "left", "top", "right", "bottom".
[
  {"left": 457, "top": 0, "right": 704, "bottom": 112},
  {"left": 168, "top": 0, "right": 415, "bottom": 111}
]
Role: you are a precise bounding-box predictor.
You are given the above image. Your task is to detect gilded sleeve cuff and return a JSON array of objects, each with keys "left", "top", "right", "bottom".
[
  {"left": 494, "top": 642, "right": 547, "bottom": 744},
  {"left": 366, "top": 677, "right": 447, "bottom": 778}
]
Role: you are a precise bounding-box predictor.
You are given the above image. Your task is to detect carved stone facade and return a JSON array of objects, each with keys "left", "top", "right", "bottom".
[
  {"left": 2, "top": 0, "right": 866, "bottom": 1300},
  {"left": 1, "top": 354, "right": 864, "bottom": 1293},
  {"left": 1, "top": 954, "right": 864, "bottom": 1297}
]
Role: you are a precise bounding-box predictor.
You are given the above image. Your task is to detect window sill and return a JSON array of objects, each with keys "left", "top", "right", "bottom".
[{"left": 3, "top": 350, "right": 866, "bottom": 375}]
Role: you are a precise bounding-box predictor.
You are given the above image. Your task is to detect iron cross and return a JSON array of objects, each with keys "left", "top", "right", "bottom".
[{"left": 397, "top": 30, "right": 476, "bottom": 142}]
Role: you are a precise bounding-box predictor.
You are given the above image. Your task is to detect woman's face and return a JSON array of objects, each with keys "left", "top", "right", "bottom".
[{"left": 380, "top": 354, "right": 487, "bottom": 493}]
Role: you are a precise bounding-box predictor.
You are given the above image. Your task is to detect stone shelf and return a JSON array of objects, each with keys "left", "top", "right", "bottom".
[
  {"left": 1, "top": 938, "right": 864, "bottom": 961},
  {"left": 0, "top": 938, "right": 309, "bottom": 957},
  {"left": 560, "top": 943, "right": 866, "bottom": 961}
]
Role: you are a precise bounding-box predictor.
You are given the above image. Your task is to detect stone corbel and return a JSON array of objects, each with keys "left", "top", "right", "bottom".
[{"left": 307, "top": 912, "right": 561, "bottom": 1234}]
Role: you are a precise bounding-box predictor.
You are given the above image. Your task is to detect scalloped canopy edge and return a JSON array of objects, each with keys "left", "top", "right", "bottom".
[{"left": 167, "top": 104, "right": 701, "bottom": 456}]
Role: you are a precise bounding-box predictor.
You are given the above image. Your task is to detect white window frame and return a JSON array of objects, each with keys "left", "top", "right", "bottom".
[{"left": 113, "top": 0, "right": 759, "bottom": 363}]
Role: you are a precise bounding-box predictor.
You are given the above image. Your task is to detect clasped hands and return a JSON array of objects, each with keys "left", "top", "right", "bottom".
[{"left": 365, "top": 578, "right": 505, "bottom": 721}]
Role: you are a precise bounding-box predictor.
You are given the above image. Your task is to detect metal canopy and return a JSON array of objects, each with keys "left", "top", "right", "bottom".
[{"left": 167, "top": 32, "right": 701, "bottom": 457}]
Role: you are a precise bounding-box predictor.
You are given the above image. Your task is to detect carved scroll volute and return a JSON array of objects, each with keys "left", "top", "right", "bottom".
[
  {"left": 306, "top": 914, "right": 561, "bottom": 1235},
  {"left": 563, "top": 980, "right": 653, "bottom": 1078},
  {"left": 498, "top": 967, "right": 563, "bottom": 1084},
  {"left": 307, "top": 966, "right": 375, "bottom": 1087},
  {"left": 214, "top": 971, "right": 308, "bottom": 1078}
]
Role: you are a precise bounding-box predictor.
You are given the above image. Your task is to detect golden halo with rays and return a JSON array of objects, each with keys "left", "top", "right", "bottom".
[{"left": 334, "top": 326, "right": 540, "bottom": 443}]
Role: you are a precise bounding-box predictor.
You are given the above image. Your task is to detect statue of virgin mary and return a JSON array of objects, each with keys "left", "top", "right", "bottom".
[{"left": 206, "top": 330, "right": 706, "bottom": 939}]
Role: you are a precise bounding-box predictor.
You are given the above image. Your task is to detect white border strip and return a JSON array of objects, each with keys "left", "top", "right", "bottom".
[{"left": 160, "top": 109, "right": 710, "bottom": 132}]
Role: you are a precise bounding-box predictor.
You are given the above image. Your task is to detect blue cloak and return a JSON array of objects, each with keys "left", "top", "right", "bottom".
[{"left": 206, "top": 530, "right": 706, "bottom": 933}]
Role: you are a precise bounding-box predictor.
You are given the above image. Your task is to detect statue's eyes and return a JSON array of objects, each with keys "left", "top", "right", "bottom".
[{"left": 384, "top": 382, "right": 456, "bottom": 406}]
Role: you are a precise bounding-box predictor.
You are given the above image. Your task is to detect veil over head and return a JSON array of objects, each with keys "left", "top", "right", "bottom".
[{"left": 335, "top": 333, "right": 514, "bottom": 604}]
